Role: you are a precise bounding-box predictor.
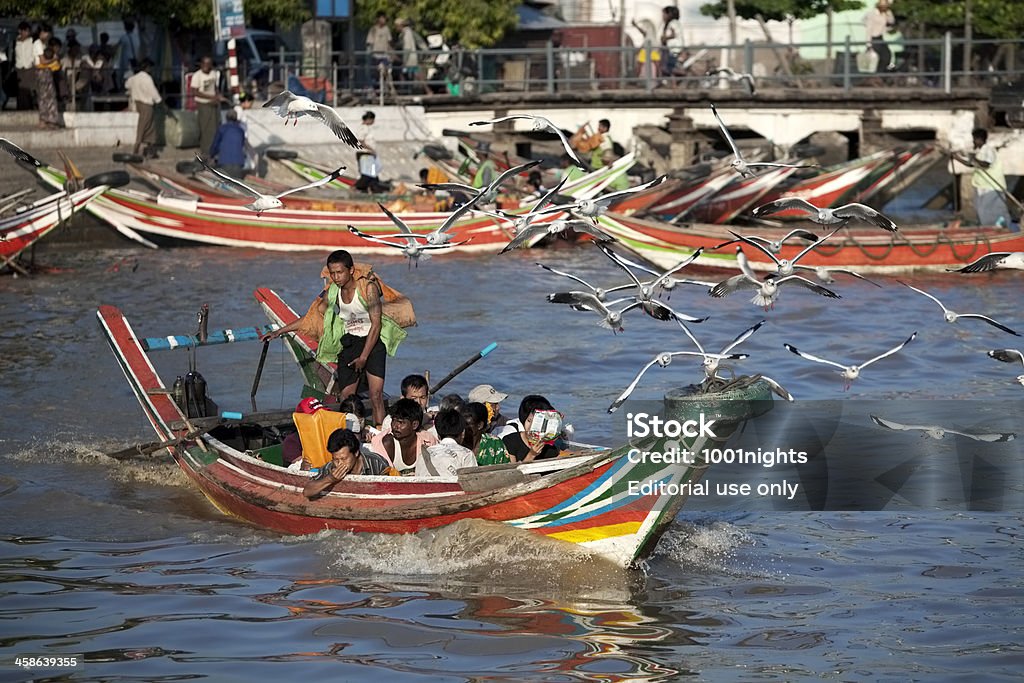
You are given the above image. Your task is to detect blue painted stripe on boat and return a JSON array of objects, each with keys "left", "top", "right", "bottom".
[
  {"left": 520, "top": 454, "right": 634, "bottom": 520},
  {"left": 140, "top": 325, "right": 278, "bottom": 350},
  {"left": 530, "top": 472, "right": 675, "bottom": 529}
]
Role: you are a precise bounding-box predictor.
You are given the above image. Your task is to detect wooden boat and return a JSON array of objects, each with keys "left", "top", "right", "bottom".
[
  {"left": 688, "top": 166, "right": 799, "bottom": 224},
  {"left": 1, "top": 186, "right": 106, "bottom": 273},
  {"left": 595, "top": 212, "right": 1024, "bottom": 274},
  {"left": 37, "top": 156, "right": 634, "bottom": 251},
  {"left": 755, "top": 149, "right": 895, "bottom": 217},
  {"left": 97, "top": 300, "right": 777, "bottom": 568}
]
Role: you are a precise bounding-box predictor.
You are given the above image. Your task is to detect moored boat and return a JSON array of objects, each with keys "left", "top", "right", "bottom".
[
  {"left": 1, "top": 186, "right": 106, "bottom": 273},
  {"left": 595, "top": 212, "right": 1024, "bottom": 274},
  {"left": 97, "top": 301, "right": 777, "bottom": 568},
  {"left": 38, "top": 156, "right": 634, "bottom": 251}
]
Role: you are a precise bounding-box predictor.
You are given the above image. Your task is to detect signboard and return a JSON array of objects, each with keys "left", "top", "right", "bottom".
[
  {"left": 214, "top": 0, "right": 247, "bottom": 41},
  {"left": 315, "top": 0, "right": 351, "bottom": 19}
]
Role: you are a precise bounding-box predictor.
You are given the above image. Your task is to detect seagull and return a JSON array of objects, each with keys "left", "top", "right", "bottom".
[
  {"left": 599, "top": 243, "right": 705, "bottom": 304},
  {"left": 538, "top": 175, "right": 669, "bottom": 222},
  {"left": 719, "top": 226, "right": 842, "bottom": 277},
  {"left": 600, "top": 249, "right": 716, "bottom": 297},
  {"left": 195, "top": 155, "right": 344, "bottom": 213},
  {"left": 487, "top": 174, "right": 572, "bottom": 241},
  {"left": 899, "top": 282, "right": 1020, "bottom": 336},
  {"left": 754, "top": 375, "right": 796, "bottom": 402},
  {"left": 793, "top": 264, "right": 882, "bottom": 287},
  {"left": 262, "top": 90, "right": 362, "bottom": 148},
  {"left": 470, "top": 115, "right": 587, "bottom": 169},
  {"left": 547, "top": 292, "right": 643, "bottom": 333},
  {"left": 420, "top": 160, "right": 541, "bottom": 206},
  {"left": 784, "top": 331, "right": 918, "bottom": 389},
  {"left": 947, "top": 252, "right": 1024, "bottom": 273},
  {"left": 870, "top": 414, "right": 1016, "bottom": 442},
  {"left": 709, "top": 247, "right": 841, "bottom": 308},
  {"left": 0, "top": 138, "right": 42, "bottom": 167},
  {"left": 987, "top": 349, "right": 1024, "bottom": 386},
  {"left": 750, "top": 197, "right": 899, "bottom": 232},
  {"left": 715, "top": 228, "right": 819, "bottom": 255},
  {"left": 396, "top": 197, "right": 482, "bottom": 246},
  {"left": 675, "top": 318, "right": 765, "bottom": 380},
  {"left": 608, "top": 350, "right": 751, "bottom": 412},
  {"left": 710, "top": 104, "right": 818, "bottom": 178},
  {"left": 709, "top": 67, "right": 756, "bottom": 95},
  {"left": 536, "top": 262, "right": 636, "bottom": 302},
  {"left": 347, "top": 225, "right": 469, "bottom": 267},
  {"left": 500, "top": 218, "right": 615, "bottom": 253}
]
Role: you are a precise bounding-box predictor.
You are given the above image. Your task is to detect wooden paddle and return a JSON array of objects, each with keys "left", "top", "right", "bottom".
[
  {"left": 429, "top": 342, "right": 498, "bottom": 396},
  {"left": 105, "top": 407, "right": 300, "bottom": 460}
]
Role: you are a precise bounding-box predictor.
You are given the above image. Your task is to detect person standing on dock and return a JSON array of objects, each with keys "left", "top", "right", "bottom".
[
  {"left": 125, "top": 58, "right": 162, "bottom": 158},
  {"left": 954, "top": 128, "right": 1011, "bottom": 228},
  {"left": 190, "top": 56, "right": 224, "bottom": 157},
  {"left": 863, "top": 0, "right": 895, "bottom": 80}
]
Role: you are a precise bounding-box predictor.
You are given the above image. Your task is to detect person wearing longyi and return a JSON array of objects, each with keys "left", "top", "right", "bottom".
[
  {"left": 303, "top": 428, "right": 391, "bottom": 499},
  {"left": 264, "top": 250, "right": 409, "bottom": 426}
]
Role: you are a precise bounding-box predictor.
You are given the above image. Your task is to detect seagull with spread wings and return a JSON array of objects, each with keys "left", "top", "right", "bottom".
[
  {"left": 784, "top": 332, "right": 917, "bottom": 390},
  {"left": 947, "top": 251, "right": 1024, "bottom": 273},
  {"left": 262, "top": 90, "right": 363, "bottom": 148},
  {"left": 899, "top": 281, "right": 1020, "bottom": 336},
  {"left": 0, "top": 138, "right": 42, "bottom": 167},
  {"left": 750, "top": 197, "right": 899, "bottom": 232},
  {"left": 500, "top": 218, "right": 615, "bottom": 253},
  {"left": 470, "top": 115, "right": 587, "bottom": 169},
  {"left": 547, "top": 292, "right": 644, "bottom": 333},
  {"left": 709, "top": 247, "right": 841, "bottom": 309},
  {"left": 607, "top": 350, "right": 751, "bottom": 413},
  {"left": 716, "top": 226, "right": 841, "bottom": 277},
  {"left": 710, "top": 104, "right": 819, "bottom": 178},
  {"left": 987, "top": 349, "right": 1024, "bottom": 387},
  {"left": 538, "top": 175, "right": 668, "bottom": 222},
  {"left": 870, "top": 414, "right": 1016, "bottom": 442},
  {"left": 675, "top": 318, "right": 766, "bottom": 381},
  {"left": 195, "top": 155, "right": 344, "bottom": 213}
]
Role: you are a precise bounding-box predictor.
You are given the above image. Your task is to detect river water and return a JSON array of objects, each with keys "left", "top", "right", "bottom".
[{"left": 1, "top": 242, "right": 1022, "bottom": 681}]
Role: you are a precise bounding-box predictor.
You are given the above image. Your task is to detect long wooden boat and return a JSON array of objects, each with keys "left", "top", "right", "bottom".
[
  {"left": 97, "top": 301, "right": 776, "bottom": 568},
  {"left": 1, "top": 186, "right": 106, "bottom": 269},
  {"left": 755, "top": 149, "right": 894, "bottom": 217},
  {"left": 37, "top": 157, "right": 633, "bottom": 252},
  {"left": 689, "top": 166, "right": 799, "bottom": 224},
  {"left": 595, "top": 212, "right": 1024, "bottom": 274}
]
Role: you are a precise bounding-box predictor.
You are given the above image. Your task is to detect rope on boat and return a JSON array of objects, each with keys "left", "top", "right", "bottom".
[{"left": 806, "top": 222, "right": 993, "bottom": 265}]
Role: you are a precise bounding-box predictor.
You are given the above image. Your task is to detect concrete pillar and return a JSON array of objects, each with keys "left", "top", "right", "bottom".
[
  {"left": 666, "top": 108, "right": 701, "bottom": 170},
  {"left": 859, "top": 108, "right": 887, "bottom": 156}
]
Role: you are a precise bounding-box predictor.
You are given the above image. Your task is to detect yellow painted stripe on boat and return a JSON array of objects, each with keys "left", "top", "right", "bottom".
[{"left": 546, "top": 521, "right": 642, "bottom": 544}]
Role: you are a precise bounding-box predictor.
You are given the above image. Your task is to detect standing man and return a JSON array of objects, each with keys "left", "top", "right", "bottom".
[
  {"left": 863, "top": 0, "right": 895, "bottom": 79},
  {"left": 396, "top": 18, "right": 423, "bottom": 93},
  {"left": 355, "top": 111, "right": 384, "bottom": 193},
  {"left": 365, "top": 12, "right": 392, "bottom": 90},
  {"left": 472, "top": 142, "right": 497, "bottom": 190},
  {"left": 125, "top": 58, "right": 162, "bottom": 158},
  {"left": 264, "top": 250, "right": 409, "bottom": 427},
  {"left": 14, "top": 22, "right": 35, "bottom": 110},
  {"left": 955, "top": 128, "right": 1010, "bottom": 228},
  {"left": 190, "top": 56, "right": 223, "bottom": 157}
]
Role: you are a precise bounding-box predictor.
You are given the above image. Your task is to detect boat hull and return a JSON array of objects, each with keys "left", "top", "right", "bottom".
[{"left": 1, "top": 187, "right": 105, "bottom": 261}]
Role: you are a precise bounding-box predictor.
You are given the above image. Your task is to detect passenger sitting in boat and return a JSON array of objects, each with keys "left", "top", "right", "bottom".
[
  {"left": 468, "top": 384, "right": 509, "bottom": 433},
  {"left": 500, "top": 394, "right": 562, "bottom": 462},
  {"left": 461, "top": 402, "right": 510, "bottom": 466},
  {"left": 427, "top": 393, "right": 464, "bottom": 438},
  {"left": 369, "top": 398, "right": 438, "bottom": 475},
  {"left": 380, "top": 373, "right": 431, "bottom": 433},
  {"left": 303, "top": 428, "right": 392, "bottom": 499},
  {"left": 337, "top": 395, "right": 367, "bottom": 442},
  {"left": 418, "top": 409, "right": 476, "bottom": 477}
]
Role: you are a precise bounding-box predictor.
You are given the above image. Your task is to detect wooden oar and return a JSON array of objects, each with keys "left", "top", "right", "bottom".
[
  {"left": 429, "top": 342, "right": 498, "bottom": 396},
  {"left": 106, "top": 407, "right": 300, "bottom": 460},
  {"left": 250, "top": 339, "right": 270, "bottom": 412}
]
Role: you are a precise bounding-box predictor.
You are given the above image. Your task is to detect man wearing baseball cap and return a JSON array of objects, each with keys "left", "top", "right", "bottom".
[{"left": 468, "top": 384, "right": 508, "bottom": 432}]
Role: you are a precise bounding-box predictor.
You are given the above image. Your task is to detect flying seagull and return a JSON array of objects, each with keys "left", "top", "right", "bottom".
[
  {"left": 538, "top": 175, "right": 669, "bottom": 221},
  {"left": 987, "top": 348, "right": 1024, "bottom": 387},
  {"left": 600, "top": 249, "right": 716, "bottom": 297},
  {"left": 0, "top": 138, "right": 42, "bottom": 167},
  {"left": 536, "top": 262, "right": 637, "bottom": 302},
  {"left": 719, "top": 226, "right": 842, "bottom": 277},
  {"left": 715, "top": 228, "right": 819, "bottom": 255},
  {"left": 709, "top": 67, "right": 756, "bottom": 95},
  {"left": 347, "top": 224, "right": 469, "bottom": 267},
  {"left": 607, "top": 350, "right": 751, "bottom": 412},
  {"left": 500, "top": 218, "right": 615, "bottom": 253},
  {"left": 784, "top": 331, "right": 917, "bottom": 389},
  {"left": 947, "top": 252, "right": 1024, "bottom": 273},
  {"left": 750, "top": 197, "right": 899, "bottom": 232},
  {"left": 395, "top": 197, "right": 482, "bottom": 246},
  {"left": 710, "top": 104, "right": 818, "bottom": 178},
  {"left": 470, "top": 115, "right": 587, "bottom": 169},
  {"left": 899, "top": 281, "right": 1020, "bottom": 336},
  {"left": 675, "top": 318, "right": 766, "bottom": 381},
  {"left": 486, "top": 174, "right": 570, "bottom": 238},
  {"left": 420, "top": 160, "right": 541, "bottom": 206},
  {"left": 262, "top": 90, "right": 363, "bottom": 148},
  {"left": 195, "top": 154, "right": 344, "bottom": 213},
  {"left": 547, "top": 292, "right": 643, "bottom": 333},
  {"left": 710, "top": 247, "right": 840, "bottom": 308},
  {"left": 869, "top": 414, "right": 1016, "bottom": 442}
]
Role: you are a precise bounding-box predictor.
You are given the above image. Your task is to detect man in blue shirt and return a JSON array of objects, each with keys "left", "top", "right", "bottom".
[{"left": 209, "top": 109, "right": 247, "bottom": 179}]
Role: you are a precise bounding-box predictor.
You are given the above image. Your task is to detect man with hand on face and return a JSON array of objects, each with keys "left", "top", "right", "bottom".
[{"left": 303, "top": 428, "right": 391, "bottom": 498}]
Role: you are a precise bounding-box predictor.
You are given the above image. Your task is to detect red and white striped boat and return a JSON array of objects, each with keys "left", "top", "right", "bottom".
[{"left": 1, "top": 186, "right": 106, "bottom": 272}]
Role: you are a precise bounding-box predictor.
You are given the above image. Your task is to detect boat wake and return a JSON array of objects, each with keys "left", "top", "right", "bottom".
[{"left": 652, "top": 518, "right": 762, "bottom": 575}]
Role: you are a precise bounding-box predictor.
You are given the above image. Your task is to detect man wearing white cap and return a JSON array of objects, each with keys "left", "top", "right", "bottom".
[{"left": 468, "top": 384, "right": 508, "bottom": 433}]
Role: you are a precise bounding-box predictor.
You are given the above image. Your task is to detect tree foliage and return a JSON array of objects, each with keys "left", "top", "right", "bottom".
[
  {"left": 701, "top": 0, "right": 864, "bottom": 23},
  {"left": 355, "top": 0, "right": 520, "bottom": 49},
  {"left": 895, "top": 0, "right": 1024, "bottom": 39},
  {"left": 0, "top": 0, "right": 309, "bottom": 30}
]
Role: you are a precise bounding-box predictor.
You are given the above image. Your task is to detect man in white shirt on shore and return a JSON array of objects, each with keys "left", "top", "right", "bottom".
[{"left": 125, "top": 58, "right": 162, "bottom": 157}]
